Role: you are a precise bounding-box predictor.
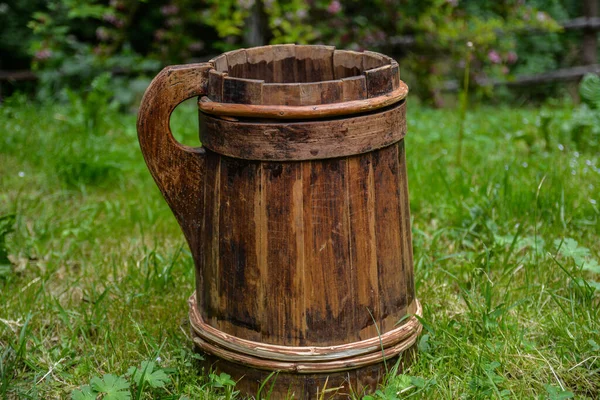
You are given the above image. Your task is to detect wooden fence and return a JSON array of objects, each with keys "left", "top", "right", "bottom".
[{"left": 1, "top": 2, "right": 598, "bottom": 92}]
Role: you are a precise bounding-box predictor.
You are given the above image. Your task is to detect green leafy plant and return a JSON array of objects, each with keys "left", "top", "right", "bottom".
[
  {"left": 0, "top": 214, "right": 15, "bottom": 279},
  {"left": 71, "top": 361, "right": 171, "bottom": 400},
  {"left": 555, "top": 238, "right": 600, "bottom": 291},
  {"left": 560, "top": 74, "right": 600, "bottom": 152},
  {"left": 555, "top": 238, "right": 600, "bottom": 273},
  {"left": 72, "top": 374, "right": 130, "bottom": 400},
  {"left": 127, "top": 361, "right": 170, "bottom": 391},
  {"left": 27, "top": 0, "right": 160, "bottom": 107},
  {"left": 209, "top": 372, "right": 238, "bottom": 400},
  {"left": 545, "top": 384, "right": 574, "bottom": 400},
  {"left": 579, "top": 74, "right": 600, "bottom": 110}
]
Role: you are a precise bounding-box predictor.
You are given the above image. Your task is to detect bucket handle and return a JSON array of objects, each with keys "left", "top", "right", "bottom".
[{"left": 137, "top": 63, "right": 213, "bottom": 253}]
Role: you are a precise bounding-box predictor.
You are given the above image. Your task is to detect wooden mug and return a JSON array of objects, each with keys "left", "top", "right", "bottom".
[{"left": 137, "top": 45, "right": 421, "bottom": 399}]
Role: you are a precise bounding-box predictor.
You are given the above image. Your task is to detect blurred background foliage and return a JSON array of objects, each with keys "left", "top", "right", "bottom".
[{"left": 0, "top": 0, "right": 596, "bottom": 107}]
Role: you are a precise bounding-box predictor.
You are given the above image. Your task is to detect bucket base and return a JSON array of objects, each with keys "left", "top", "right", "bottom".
[
  {"left": 188, "top": 292, "right": 422, "bottom": 399},
  {"left": 198, "top": 344, "right": 417, "bottom": 399}
]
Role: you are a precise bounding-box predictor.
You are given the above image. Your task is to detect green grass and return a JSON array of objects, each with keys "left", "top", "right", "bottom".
[{"left": 1, "top": 92, "right": 599, "bottom": 399}]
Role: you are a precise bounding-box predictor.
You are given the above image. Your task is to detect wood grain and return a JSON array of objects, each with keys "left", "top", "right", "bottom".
[
  {"left": 207, "top": 69, "right": 225, "bottom": 102},
  {"left": 217, "top": 157, "right": 262, "bottom": 340},
  {"left": 246, "top": 45, "right": 274, "bottom": 81},
  {"left": 296, "top": 45, "right": 335, "bottom": 82},
  {"left": 226, "top": 48, "right": 248, "bottom": 78},
  {"left": 366, "top": 64, "right": 394, "bottom": 98},
  {"left": 372, "top": 143, "right": 407, "bottom": 332},
  {"left": 333, "top": 49, "right": 364, "bottom": 79},
  {"left": 262, "top": 162, "right": 306, "bottom": 345},
  {"left": 199, "top": 82, "right": 408, "bottom": 120},
  {"left": 138, "top": 47, "right": 418, "bottom": 400},
  {"left": 137, "top": 63, "right": 211, "bottom": 257},
  {"left": 302, "top": 159, "right": 354, "bottom": 345},
  {"left": 200, "top": 100, "right": 407, "bottom": 161},
  {"left": 347, "top": 153, "right": 380, "bottom": 340},
  {"left": 262, "top": 83, "right": 302, "bottom": 106},
  {"left": 272, "top": 44, "right": 297, "bottom": 83},
  {"left": 340, "top": 76, "right": 367, "bottom": 102},
  {"left": 222, "top": 76, "right": 263, "bottom": 104}
]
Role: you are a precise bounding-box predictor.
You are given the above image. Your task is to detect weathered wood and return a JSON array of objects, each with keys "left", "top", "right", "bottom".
[
  {"left": 197, "top": 149, "right": 221, "bottom": 328},
  {"left": 363, "top": 50, "right": 390, "bottom": 71},
  {"left": 202, "top": 45, "right": 405, "bottom": 118},
  {"left": 189, "top": 294, "right": 421, "bottom": 361},
  {"left": 246, "top": 45, "right": 274, "bottom": 81},
  {"left": 272, "top": 44, "right": 297, "bottom": 83},
  {"left": 347, "top": 154, "right": 380, "bottom": 340},
  {"left": 137, "top": 63, "right": 210, "bottom": 255},
  {"left": 192, "top": 323, "right": 419, "bottom": 372},
  {"left": 262, "top": 83, "right": 302, "bottom": 106},
  {"left": 302, "top": 158, "right": 354, "bottom": 345},
  {"left": 210, "top": 55, "right": 228, "bottom": 73},
  {"left": 366, "top": 64, "right": 394, "bottom": 98},
  {"left": 207, "top": 69, "right": 225, "bottom": 102},
  {"left": 222, "top": 76, "right": 263, "bottom": 104},
  {"left": 217, "top": 157, "right": 262, "bottom": 341},
  {"left": 296, "top": 45, "right": 335, "bottom": 82},
  {"left": 372, "top": 144, "right": 407, "bottom": 332},
  {"left": 262, "top": 162, "right": 306, "bottom": 345},
  {"left": 200, "top": 100, "right": 407, "bottom": 161},
  {"left": 340, "top": 76, "right": 367, "bottom": 102},
  {"left": 390, "top": 61, "right": 401, "bottom": 90},
  {"left": 226, "top": 48, "right": 248, "bottom": 78},
  {"left": 333, "top": 50, "right": 364, "bottom": 79},
  {"left": 138, "top": 46, "right": 419, "bottom": 399},
  {"left": 397, "top": 142, "right": 415, "bottom": 308},
  {"left": 199, "top": 82, "right": 408, "bottom": 119},
  {"left": 299, "top": 80, "right": 342, "bottom": 105},
  {"left": 199, "top": 347, "right": 417, "bottom": 400}
]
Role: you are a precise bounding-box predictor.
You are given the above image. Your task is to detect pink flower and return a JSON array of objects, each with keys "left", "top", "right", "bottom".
[
  {"left": 166, "top": 17, "right": 182, "bottom": 28},
  {"left": 96, "top": 27, "right": 110, "bottom": 41},
  {"left": 488, "top": 50, "right": 501, "bottom": 64},
  {"left": 188, "top": 41, "right": 204, "bottom": 51},
  {"left": 103, "top": 14, "right": 124, "bottom": 28},
  {"left": 506, "top": 51, "right": 518, "bottom": 64},
  {"left": 34, "top": 49, "right": 52, "bottom": 61},
  {"left": 160, "top": 4, "right": 179, "bottom": 16},
  {"left": 536, "top": 11, "right": 547, "bottom": 22},
  {"left": 327, "top": 0, "right": 341, "bottom": 14},
  {"left": 296, "top": 9, "right": 307, "bottom": 19},
  {"left": 109, "top": 0, "right": 125, "bottom": 11},
  {"left": 154, "top": 29, "right": 166, "bottom": 41}
]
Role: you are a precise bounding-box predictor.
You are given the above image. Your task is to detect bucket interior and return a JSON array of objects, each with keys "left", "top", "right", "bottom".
[
  {"left": 211, "top": 44, "right": 395, "bottom": 84},
  {"left": 204, "top": 45, "right": 402, "bottom": 107}
]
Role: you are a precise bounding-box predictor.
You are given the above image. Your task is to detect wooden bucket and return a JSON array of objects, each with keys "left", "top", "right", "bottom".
[{"left": 137, "top": 45, "right": 421, "bottom": 399}]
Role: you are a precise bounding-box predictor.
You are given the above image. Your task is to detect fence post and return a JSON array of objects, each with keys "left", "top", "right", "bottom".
[{"left": 582, "top": 0, "right": 598, "bottom": 65}]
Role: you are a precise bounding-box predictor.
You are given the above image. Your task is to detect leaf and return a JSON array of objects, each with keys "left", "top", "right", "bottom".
[
  {"left": 0, "top": 214, "right": 16, "bottom": 268},
  {"left": 90, "top": 374, "right": 131, "bottom": 400},
  {"left": 395, "top": 374, "right": 413, "bottom": 390},
  {"left": 127, "top": 361, "right": 170, "bottom": 389},
  {"left": 410, "top": 376, "right": 427, "bottom": 388},
  {"left": 585, "top": 280, "right": 600, "bottom": 291},
  {"left": 71, "top": 385, "right": 96, "bottom": 400},
  {"left": 579, "top": 73, "right": 600, "bottom": 110},
  {"left": 418, "top": 333, "right": 431, "bottom": 353},
  {"left": 555, "top": 238, "right": 599, "bottom": 271},
  {"left": 581, "top": 259, "right": 600, "bottom": 274},
  {"left": 544, "top": 383, "right": 574, "bottom": 400}
]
